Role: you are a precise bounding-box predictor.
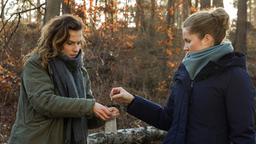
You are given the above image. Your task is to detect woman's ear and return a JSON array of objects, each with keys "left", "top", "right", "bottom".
[{"left": 202, "top": 34, "right": 215, "bottom": 47}]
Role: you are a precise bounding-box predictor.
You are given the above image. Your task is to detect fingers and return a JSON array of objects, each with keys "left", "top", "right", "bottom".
[
  {"left": 93, "top": 103, "right": 112, "bottom": 121},
  {"left": 101, "top": 106, "right": 112, "bottom": 116},
  {"left": 110, "top": 87, "right": 126, "bottom": 102},
  {"left": 111, "top": 93, "right": 123, "bottom": 100},
  {"left": 94, "top": 106, "right": 120, "bottom": 120},
  {"left": 110, "top": 87, "right": 122, "bottom": 98},
  {"left": 95, "top": 110, "right": 109, "bottom": 120},
  {"left": 108, "top": 107, "right": 120, "bottom": 117}
]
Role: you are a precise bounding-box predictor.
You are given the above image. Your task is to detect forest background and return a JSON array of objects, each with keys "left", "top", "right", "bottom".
[{"left": 0, "top": 0, "right": 256, "bottom": 143}]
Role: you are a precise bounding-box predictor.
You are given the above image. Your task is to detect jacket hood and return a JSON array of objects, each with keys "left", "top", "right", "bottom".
[
  {"left": 215, "top": 52, "right": 246, "bottom": 69},
  {"left": 195, "top": 52, "right": 246, "bottom": 81}
]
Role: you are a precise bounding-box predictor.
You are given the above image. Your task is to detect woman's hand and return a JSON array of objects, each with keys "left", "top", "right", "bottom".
[
  {"left": 110, "top": 87, "right": 134, "bottom": 105},
  {"left": 93, "top": 102, "right": 112, "bottom": 121},
  {"left": 108, "top": 107, "right": 120, "bottom": 118}
]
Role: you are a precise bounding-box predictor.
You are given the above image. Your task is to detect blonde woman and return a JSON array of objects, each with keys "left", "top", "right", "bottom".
[{"left": 110, "top": 8, "right": 255, "bottom": 144}]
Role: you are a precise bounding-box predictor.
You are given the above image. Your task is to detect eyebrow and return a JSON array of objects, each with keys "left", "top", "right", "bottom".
[{"left": 67, "top": 40, "right": 81, "bottom": 43}]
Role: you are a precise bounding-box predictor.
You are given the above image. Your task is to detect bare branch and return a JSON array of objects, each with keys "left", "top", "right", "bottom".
[
  {"left": 5, "top": 14, "right": 21, "bottom": 48},
  {"left": 12, "top": 2, "right": 45, "bottom": 15},
  {"left": 0, "top": 2, "right": 45, "bottom": 52},
  {"left": 24, "top": 0, "right": 37, "bottom": 8},
  {"left": 0, "top": 0, "right": 10, "bottom": 20},
  {"left": 0, "top": 14, "right": 15, "bottom": 33},
  {"left": 0, "top": 2, "right": 45, "bottom": 33}
]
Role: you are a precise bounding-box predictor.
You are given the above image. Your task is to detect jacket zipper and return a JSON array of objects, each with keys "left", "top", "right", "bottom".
[{"left": 190, "top": 80, "right": 194, "bottom": 88}]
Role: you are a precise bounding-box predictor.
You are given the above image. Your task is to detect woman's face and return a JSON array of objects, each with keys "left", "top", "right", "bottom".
[
  {"left": 62, "top": 30, "right": 83, "bottom": 58},
  {"left": 182, "top": 27, "right": 214, "bottom": 54}
]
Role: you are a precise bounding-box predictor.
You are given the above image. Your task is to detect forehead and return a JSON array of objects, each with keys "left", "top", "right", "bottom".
[
  {"left": 68, "top": 30, "right": 82, "bottom": 40},
  {"left": 182, "top": 27, "right": 191, "bottom": 36},
  {"left": 182, "top": 28, "right": 200, "bottom": 39}
]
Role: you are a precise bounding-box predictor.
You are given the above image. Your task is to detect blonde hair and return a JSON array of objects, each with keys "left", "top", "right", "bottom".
[
  {"left": 24, "top": 14, "right": 85, "bottom": 68},
  {"left": 183, "top": 7, "right": 230, "bottom": 45}
]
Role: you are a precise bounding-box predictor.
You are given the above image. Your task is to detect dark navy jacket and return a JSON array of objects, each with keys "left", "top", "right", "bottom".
[{"left": 127, "top": 52, "right": 255, "bottom": 144}]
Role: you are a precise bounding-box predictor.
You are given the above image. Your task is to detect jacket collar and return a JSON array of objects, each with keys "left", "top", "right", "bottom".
[{"left": 194, "top": 52, "right": 246, "bottom": 82}]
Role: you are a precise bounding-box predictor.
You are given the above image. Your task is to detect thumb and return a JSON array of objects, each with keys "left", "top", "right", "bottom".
[
  {"left": 111, "top": 93, "right": 123, "bottom": 100},
  {"left": 110, "top": 88, "right": 120, "bottom": 97}
]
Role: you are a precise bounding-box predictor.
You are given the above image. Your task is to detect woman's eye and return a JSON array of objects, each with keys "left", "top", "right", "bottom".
[
  {"left": 66, "top": 42, "right": 73, "bottom": 45},
  {"left": 66, "top": 41, "right": 81, "bottom": 45},
  {"left": 185, "top": 39, "right": 190, "bottom": 43}
]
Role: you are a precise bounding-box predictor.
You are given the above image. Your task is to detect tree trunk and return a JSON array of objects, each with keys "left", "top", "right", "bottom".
[
  {"left": 62, "top": 0, "right": 71, "bottom": 14},
  {"left": 110, "top": 0, "right": 116, "bottom": 25},
  {"left": 166, "top": 0, "right": 175, "bottom": 27},
  {"left": 44, "top": 0, "right": 62, "bottom": 24},
  {"left": 212, "top": 0, "right": 224, "bottom": 7},
  {"left": 28, "top": 3, "right": 32, "bottom": 23},
  {"left": 0, "top": 0, "right": 8, "bottom": 21},
  {"left": 93, "top": 0, "right": 98, "bottom": 23},
  {"left": 149, "top": 0, "right": 156, "bottom": 36},
  {"left": 0, "top": 0, "right": 4, "bottom": 21},
  {"left": 104, "top": 0, "right": 108, "bottom": 22},
  {"left": 88, "top": 126, "right": 167, "bottom": 144},
  {"left": 182, "top": 0, "right": 190, "bottom": 21},
  {"left": 253, "top": 0, "right": 256, "bottom": 28},
  {"left": 36, "top": 0, "right": 42, "bottom": 23},
  {"left": 234, "top": 0, "right": 247, "bottom": 54},
  {"left": 135, "top": 0, "right": 145, "bottom": 32},
  {"left": 200, "top": 0, "right": 211, "bottom": 9},
  {"left": 195, "top": 0, "right": 199, "bottom": 9},
  {"left": 248, "top": 0, "right": 252, "bottom": 22}
]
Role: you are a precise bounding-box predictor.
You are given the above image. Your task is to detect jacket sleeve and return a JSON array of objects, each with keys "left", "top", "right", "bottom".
[
  {"left": 23, "top": 59, "right": 95, "bottom": 118},
  {"left": 127, "top": 95, "right": 173, "bottom": 131},
  {"left": 225, "top": 68, "right": 255, "bottom": 144},
  {"left": 81, "top": 67, "right": 105, "bottom": 128},
  {"left": 81, "top": 67, "right": 94, "bottom": 99}
]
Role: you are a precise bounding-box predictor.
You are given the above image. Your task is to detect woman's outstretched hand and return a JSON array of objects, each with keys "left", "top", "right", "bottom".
[
  {"left": 93, "top": 102, "right": 120, "bottom": 121},
  {"left": 93, "top": 102, "right": 112, "bottom": 120},
  {"left": 110, "top": 87, "right": 134, "bottom": 105}
]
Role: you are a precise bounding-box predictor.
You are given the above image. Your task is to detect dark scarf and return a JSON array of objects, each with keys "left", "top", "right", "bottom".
[{"left": 48, "top": 51, "right": 88, "bottom": 144}]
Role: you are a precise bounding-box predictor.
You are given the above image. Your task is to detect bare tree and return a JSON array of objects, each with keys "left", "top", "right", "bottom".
[
  {"left": 44, "top": 0, "right": 62, "bottom": 24},
  {"left": 0, "top": 0, "right": 9, "bottom": 21},
  {"left": 213, "top": 0, "right": 224, "bottom": 7},
  {"left": 149, "top": 0, "right": 156, "bottom": 36},
  {"left": 253, "top": 0, "right": 256, "bottom": 28},
  {"left": 36, "top": 0, "right": 42, "bottom": 23},
  {"left": 234, "top": 0, "right": 247, "bottom": 54},
  {"left": 182, "top": 0, "right": 190, "bottom": 21},
  {"left": 166, "top": 0, "right": 175, "bottom": 27},
  {"left": 195, "top": 0, "right": 199, "bottom": 9},
  {"left": 200, "top": 0, "right": 211, "bottom": 9},
  {"left": 62, "top": 0, "right": 71, "bottom": 14},
  {"left": 135, "top": 0, "right": 146, "bottom": 32}
]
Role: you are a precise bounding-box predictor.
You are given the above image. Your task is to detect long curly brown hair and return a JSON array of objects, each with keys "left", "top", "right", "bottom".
[{"left": 24, "top": 14, "right": 85, "bottom": 68}]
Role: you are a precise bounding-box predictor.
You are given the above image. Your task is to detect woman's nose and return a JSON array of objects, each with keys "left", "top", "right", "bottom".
[
  {"left": 73, "top": 44, "right": 80, "bottom": 51},
  {"left": 183, "top": 45, "right": 189, "bottom": 52}
]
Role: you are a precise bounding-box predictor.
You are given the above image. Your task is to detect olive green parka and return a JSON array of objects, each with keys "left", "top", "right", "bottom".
[{"left": 8, "top": 54, "right": 103, "bottom": 144}]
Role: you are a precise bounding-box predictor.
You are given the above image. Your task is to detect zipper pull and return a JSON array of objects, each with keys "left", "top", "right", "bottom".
[{"left": 190, "top": 80, "right": 194, "bottom": 88}]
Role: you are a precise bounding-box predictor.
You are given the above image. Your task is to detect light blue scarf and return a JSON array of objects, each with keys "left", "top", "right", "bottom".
[{"left": 182, "top": 42, "right": 234, "bottom": 80}]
